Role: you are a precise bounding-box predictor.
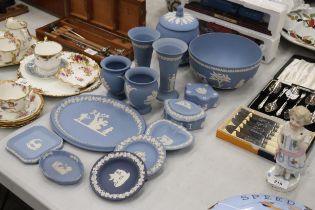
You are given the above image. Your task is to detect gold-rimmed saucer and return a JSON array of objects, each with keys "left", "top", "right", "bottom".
[{"left": 0, "top": 93, "right": 44, "bottom": 128}]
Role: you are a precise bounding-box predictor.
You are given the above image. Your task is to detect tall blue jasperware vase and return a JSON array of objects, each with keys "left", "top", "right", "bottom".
[{"left": 153, "top": 38, "right": 187, "bottom": 101}]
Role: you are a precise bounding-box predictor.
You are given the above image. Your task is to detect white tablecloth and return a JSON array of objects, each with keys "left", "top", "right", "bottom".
[{"left": 0, "top": 1, "right": 315, "bottom": 210}]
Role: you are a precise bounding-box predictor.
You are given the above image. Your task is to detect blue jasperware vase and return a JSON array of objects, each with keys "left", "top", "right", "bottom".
[
  {"left": 124, "top": 67, "right": 158, "bottom": 115},
  {"left": 153, "top": 38, "right": 187, "bottom": 101},
  {"left": 128, "top": 27, "right": 160, "bottom": 67},
  {"left": 156, "top": 5, "right": 199, "bottom": 65},
  {"left": 100, "top": 56, "right": 131, "bottom": 100}
]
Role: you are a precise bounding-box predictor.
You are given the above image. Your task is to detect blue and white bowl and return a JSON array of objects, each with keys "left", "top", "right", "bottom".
[{"left": 189, "top": 33, "right": 262, "bottom": 89}]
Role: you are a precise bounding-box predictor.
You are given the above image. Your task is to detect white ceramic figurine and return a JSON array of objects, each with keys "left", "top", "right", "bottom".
[{"left": 267, "top": 106, "right": 312, "bottom": 192}]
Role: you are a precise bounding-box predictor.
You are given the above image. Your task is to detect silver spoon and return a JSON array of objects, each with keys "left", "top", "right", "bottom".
[
  {"left": 265, "top": 88, "right": 289, "bottom": 113},
  {"left": 305, "top": 93, "right": 315, "bottom": 108},
  {"left": 276, "top": 87, "right": 300, "bottom": 116},
  {"left": 283, "top": 93, "right": 306, "bottom": 120},
  {"left": 258, "top": 81, "right": 282, "bottom": 109}
]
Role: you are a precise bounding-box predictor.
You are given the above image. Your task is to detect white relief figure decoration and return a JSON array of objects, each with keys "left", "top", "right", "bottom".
[
  {"left": 26, "top": 139, "right": 42, "bottom": 151},
  {"left": 144, "top": 90, "right": 157, "bottom": 105},
  {"left": 101, "top": 78, "right": 110, "bottom": 91},
  {"left": 134, "top": 151, "right": 146, "bottom": 162},
  {"left": 52, "top": 161, "right": 72, "bottom": 175},
  {"left": 195, "top": 87, "right": 207, "bottom": 95},
  {"left": 74, "top": 109, "right": 114, "bottom": 137},
  {"left": 125, "top": 84, "right": 136, "bottom": 106},
  {"left": 164, "top": 12, "right": 195, "bottom": 25},
  {"left": 158, "top": 135, "right": 173, "bottom": 146},
  {"left": 175, "top": 100, "right": 192, "bottom": 109},
  {"left": 109, "top": 169, "right": 130, "bottom": 187},
  {"left": 209, "top": 72, "right": 231, "bottom": 88},
  {"left": 168, "top": 74, "right": 176, "bottom": 91}
]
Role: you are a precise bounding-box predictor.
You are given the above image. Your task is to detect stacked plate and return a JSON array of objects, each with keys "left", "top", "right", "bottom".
[{"left": 0, "top": 89, "right": 44, "bottom": 128}]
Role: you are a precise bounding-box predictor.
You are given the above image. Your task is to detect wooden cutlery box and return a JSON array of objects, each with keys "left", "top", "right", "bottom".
[
  {"left": 35, "top": 0, "right": 146, "bottom": 63},
  {"left": 217, "top": 55, "right": 315, "bottom": 161}
]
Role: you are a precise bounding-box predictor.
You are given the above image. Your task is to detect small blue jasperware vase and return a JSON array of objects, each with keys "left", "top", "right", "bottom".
[
  {"left": 125, "top": 67, "right": 158, "bottom": 115},
  {"left": 153, "top": 38, "right": 187, "bottom": 101},
  {"left": 156, "top": 5, "right": 199, "bottom": 65},
  {"left": 128, "top": 27, "right": 160, "bottom": 67},
  {"left": 100, "top": 56, "right": 131, "bottom": 100}
]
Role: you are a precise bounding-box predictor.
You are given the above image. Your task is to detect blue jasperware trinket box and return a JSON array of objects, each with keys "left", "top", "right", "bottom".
[
  {"left": 184, "top": 83, "right": 219, "bottom": 110},
  {"left": 164, "top": 99, "right": 206, "bottom": 130}
]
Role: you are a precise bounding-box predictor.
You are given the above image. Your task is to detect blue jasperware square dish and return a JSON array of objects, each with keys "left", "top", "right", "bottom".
[
  {"left": 184, "top": 83, "right": 219, "bottom": 110},
  {"left": 6, "top": 126, "right": 63, "bottom": 164},
  {"left": 164, "top": 99, "right": 206, "bottom": 130}
]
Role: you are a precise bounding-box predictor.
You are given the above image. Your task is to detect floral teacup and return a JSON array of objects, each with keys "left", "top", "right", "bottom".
[
  {"left": 0, "top": 37, "right": 20, "bottom": 64},
  {"left": 34, "top": 40, "right": 63, "bottom": 77},
  {"left": 0, "top": 80, "right": 32, "bottom": 113},
  {"left": 5, "top": 17, "right": 32, "bottom": 51}
]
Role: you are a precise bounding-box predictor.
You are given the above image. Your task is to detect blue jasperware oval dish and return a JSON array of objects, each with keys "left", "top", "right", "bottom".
[
  {"left": 39, "top": 150, "right": 84, "bottom": 185},
  {"left": 90, "top": 151, "right": 146, "bottom": 201},
  {"left": 115, "top": 135, "right": 166, "bottom": 176},
  {"left": 210, "top": 194, "right": 308, "bottom": 210},
  {"left": 145, "top": 119, "right": 194, "bottom": 151},
  {"left": 50, "top": 95, "right": 146, "bottom": 152},
  {"left": 189, "top": 33, "right": 262, "bottom": 89},
  {"left": 164, "top": 99, "right": 206, "bottom": 130}
]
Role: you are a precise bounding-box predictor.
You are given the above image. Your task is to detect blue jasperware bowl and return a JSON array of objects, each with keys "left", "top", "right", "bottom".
[{"left": 189, "top": 33, "right": 262, "bottom": 89}]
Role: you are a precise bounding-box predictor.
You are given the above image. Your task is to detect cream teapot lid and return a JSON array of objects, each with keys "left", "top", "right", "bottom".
[{"left": 5, "top": 17, "right": 27, "bottom": 30}]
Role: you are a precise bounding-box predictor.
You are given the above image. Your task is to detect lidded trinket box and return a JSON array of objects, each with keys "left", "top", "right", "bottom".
[
  {"left": 184, "top": 83, "right": 219, "bottom": 110},
  {"left": 164, "top": 99, "right": 206, "bottom": 130}
]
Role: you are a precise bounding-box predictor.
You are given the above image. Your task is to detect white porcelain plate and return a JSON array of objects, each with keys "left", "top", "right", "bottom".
[{"left": 18, "top": 52, "right": 101, "bottom": 97}]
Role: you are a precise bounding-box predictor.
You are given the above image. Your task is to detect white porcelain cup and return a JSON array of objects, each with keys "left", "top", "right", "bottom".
[
  {"left": 5, "top": 17, "right": 32, "bottom": 51},
  {"left": 0, "top": 37, "right": 20, "bottom": 64},
  {"left": 0, "top": 80, "right": 32, "bottom": 113},
  {"left": 34, "top": 40, "right": 63, "bottom": 77}
]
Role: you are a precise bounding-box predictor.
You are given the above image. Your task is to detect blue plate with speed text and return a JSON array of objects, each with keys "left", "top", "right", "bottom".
[
  {"left": 6, "top": 126, "right": 63, "bottom": 164},
  {"left": 39, "top": 150, "right": 84, "bottom": 185}
]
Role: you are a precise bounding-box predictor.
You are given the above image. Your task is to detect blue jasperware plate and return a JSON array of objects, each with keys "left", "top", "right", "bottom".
[
  {"left": 90, "top": 151, "right": 146, "bottom": 201},
  {"left": 145, "top": 120, "right": 194, "bottom": 151},
  {"left": 50, "top": 95, "right": 146, "bottom": 152},
  {"left": 39, "top": 150, "right": 84, "bottom": 185},
  {"left": 115, "top": 135, "right": 166, "bottom": 176},
  {"left": 6, "top": 126, "right": 63, "bottom": 164},
  {"left": 210, "top": 194, "right": 308, "bottom": 210}
]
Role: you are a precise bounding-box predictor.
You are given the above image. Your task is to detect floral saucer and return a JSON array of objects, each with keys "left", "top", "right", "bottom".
[
  {"left": 0, "top": 92, "right": 44, "bottom": 127},
  {"left": 18, "top": 52, "right": 101, "bottom": 97},
  {"left": 0, "top": 30, "right": 36, "bottom": 68},
  {"left": 55, "top": 53, "right": 100, "bottom": 88}
]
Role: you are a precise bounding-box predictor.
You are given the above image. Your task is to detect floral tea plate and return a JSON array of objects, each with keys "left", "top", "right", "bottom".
[
  {"left": 39, "top": 150, "right": 84, "bottom": 185},
  {"left": 0, "top": 31, "right": 36, "bottom": 68},
  {"left": 6, "top": 126, "right": 63, "bottom": 164},
  {"left": 90, "top": 151, "right": 146, "bottom": 201},
  {"left": 209, "top": 194, "right": 308, "bottom": 210},
  {"left": 145, "top": 120, "right": 194, "bottom": 151},
  {"left": 0, "top": 92, "right": 44, "bottom": 127},
  {"left": 115, "top": 135, "right": 166, "bottom": 176},
  {"left": 55, "top": 53, "right": 100, "bottom": 88},
  {"left": 18, "top": 52, "right": 100, "bottom": 97},
  {"left": 50, "top": 95, "right": 146, "bottom": 152}
]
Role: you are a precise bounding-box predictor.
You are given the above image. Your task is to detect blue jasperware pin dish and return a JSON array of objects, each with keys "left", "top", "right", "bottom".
[
  {"left": 145, "top": 119, "right": 194, "bottom": 151},
  {"left": 184, "top": 83, "right": 219, "bottom": 110},
  {"left": 39, "top": 150, "right": 84, "bottom": 185},
  {"left": 90, "top": 151, "right": 147, "bottom": 201},
  {"left": 6, "top": 126, "right": 63, "bottom": 164},
  {"left": 164, "top": 99, "right": 206, "bottom": 130},
  {"left": 115, "top": 135, "right": 166, "bottom": 176}
]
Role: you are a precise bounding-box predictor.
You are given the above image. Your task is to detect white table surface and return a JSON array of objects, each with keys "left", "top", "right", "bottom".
[{"left": 0, "top": 1, "right": 315, "bottom": 210}]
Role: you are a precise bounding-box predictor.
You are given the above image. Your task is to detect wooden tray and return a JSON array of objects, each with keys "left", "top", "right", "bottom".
[
  {"left": 36, "top": 0, "right": 146, "bottom": 63},
  {"left": 0, "top": 4, "right": 29, "bottom": 21}
]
